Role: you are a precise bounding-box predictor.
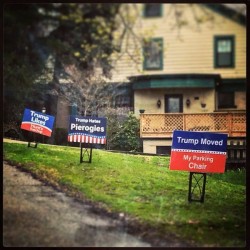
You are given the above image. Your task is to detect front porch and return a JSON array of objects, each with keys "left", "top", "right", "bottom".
[{"left": 140, "top": 112, "right": 246, "bottom": 138}]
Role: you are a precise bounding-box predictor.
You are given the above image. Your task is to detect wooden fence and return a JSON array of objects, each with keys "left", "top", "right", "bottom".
[{"left": 140, "top": 112, "right": 246, "bottom": 138}]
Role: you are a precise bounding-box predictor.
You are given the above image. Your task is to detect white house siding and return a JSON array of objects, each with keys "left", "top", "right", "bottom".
[
  {"left": 110, "top": 4, "right": 246, "bottom": 82},
  {"left": 234, "top": 91, "right": 245, "bottom": 110},
  {"left": 134, "top": 88, "right": 215, "bottom": 116},
  {"left": 143, "top": 139, "right": 172, "bottom": 155},
  {"left": 109, "top": 4, "right": 246, "bottom": 154}
]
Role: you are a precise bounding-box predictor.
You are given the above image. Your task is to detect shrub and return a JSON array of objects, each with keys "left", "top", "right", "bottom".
[{"left": 111, "top": 112, "right": 142, "bottom": 152}]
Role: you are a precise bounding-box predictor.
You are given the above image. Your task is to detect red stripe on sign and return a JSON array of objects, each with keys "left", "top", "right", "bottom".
[
  {"left": 67, "top": 134, "right": 106, "bottom": 144},
  {"left": 41, "top": 128, "right": 52, "bottom": 137},
  {"left": 21, "top": 123, "right": 31, "bottom": 131},
  {"left": 21, "top": 123, "right": 52, "bottom": 137},
  {"left": 170, "top": 151, "right": 226, "bottom": 173}
]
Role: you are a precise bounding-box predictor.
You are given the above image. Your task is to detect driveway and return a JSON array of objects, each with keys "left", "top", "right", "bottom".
[
  {"left": 3, "top": 161, "right": 151, "bottom": 247},
  {"left": 3, "top": 139, "right": 191, "bottom": 247}
]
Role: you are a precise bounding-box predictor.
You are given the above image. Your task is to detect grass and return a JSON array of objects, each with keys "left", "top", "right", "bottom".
[{"left": 3, "top": 141, "right": 246, "bottom": 247}]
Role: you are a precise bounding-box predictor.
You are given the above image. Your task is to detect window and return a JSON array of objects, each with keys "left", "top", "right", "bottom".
[
  {"left": 218, "top": 92, "right": 236, "bottom": 109},
  {"left": 156, "top": 146, "right": 171, "bottom": 155},
  {"left": 214, "top": 36, "right": 235, "bottom": 68},
  {"left": 144, "top": 4, "right": 162, "bottom": 17},
  {"left": 143, "top": 38, "right": 163, "bottom": 70},
  {"left": 165, "top": 94, "right": 183, "bottom": 113},
  {"left": 115, "top": 95, "right": 131, "bottom": 108}
]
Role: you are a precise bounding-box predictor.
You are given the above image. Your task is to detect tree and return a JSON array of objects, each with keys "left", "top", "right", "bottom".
[
  {"left": 56, "top": 60, "right": 120, "bottom": 116},
  {"left": 3, "top": 3, "right": 121, "bottom": 127},
  {"left": 45, "top": 3, "right": 120, "bottom": 76},
  {"left": 46, "top": 3, "right": 124, "bottom": 118},
  {"left": 4, "top": 4, "right": 44, "bottom": 123},
  {"left": 4, "top": 3, "right": 245, "bottom": 135}
]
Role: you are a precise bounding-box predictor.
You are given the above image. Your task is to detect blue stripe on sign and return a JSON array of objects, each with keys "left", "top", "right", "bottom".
[{"left": 172, "top": 130, "right": 227, "bottom": 153}]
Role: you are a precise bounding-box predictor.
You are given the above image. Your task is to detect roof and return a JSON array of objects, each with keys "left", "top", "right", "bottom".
[
  {"left": 129, "top": 74, "right": 222, "bottom": 90},
  {"left": 205, "top": 4, "right": 246, "bottom": 26},
  {"left": 223, "top": 4, "right": 246, "bottom": 16}
]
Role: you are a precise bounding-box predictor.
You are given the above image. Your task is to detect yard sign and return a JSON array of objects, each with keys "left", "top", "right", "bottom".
[
  {"left": 68, "top": 116, "right": 107, "bottom": 144},
  {"left": 170, "top": 130, "right": 228, "bottom": 173},
  {"left": 21, "top": 108, "right": 55, "bottom": 137}
]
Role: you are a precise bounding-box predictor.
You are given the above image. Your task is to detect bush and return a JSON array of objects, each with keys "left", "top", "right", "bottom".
[
  {"left": 4, "top": 122, "right": 24, "bottom": 141},
  {"left": 111, "top": 112, "right": 142, "bottom": 152}
]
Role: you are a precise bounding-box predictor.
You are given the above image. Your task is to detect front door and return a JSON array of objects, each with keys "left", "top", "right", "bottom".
[{"left": 165, "top": 94, "right": 183, "bottom": 113}]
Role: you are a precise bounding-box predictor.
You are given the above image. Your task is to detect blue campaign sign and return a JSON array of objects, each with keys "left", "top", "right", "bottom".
[
  {"left": 21, "top": 108, "right": 55, "bottom": 137},
  {"left": 171, "top": 130, "right": 228, "bottom": 152},
  {"left": 170, "top": 130, "right": 228, "bottom": 173},
  {"left": 68, "top": 116, "right": 107, "bottom": 144}
]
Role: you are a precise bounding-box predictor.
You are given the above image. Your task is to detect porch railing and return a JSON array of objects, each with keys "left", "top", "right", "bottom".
[{"left": 140, "top": 112, "right": 246, "bottom": 138}]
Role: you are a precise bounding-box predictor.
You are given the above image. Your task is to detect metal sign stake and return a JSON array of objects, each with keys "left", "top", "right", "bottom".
[
  {"left": 28, "top": 141, "right": 38, "bottom": 148},
  {"left": 27, "top": 132, "right": 38, "bottom": 148},
  {"left": 188, "top": 172, "right": 207, "bottom": 203},
  {"left": 80, "top": 143, "right": 93, "bottom": 163}
]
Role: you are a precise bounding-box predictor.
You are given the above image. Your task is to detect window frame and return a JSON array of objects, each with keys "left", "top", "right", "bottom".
[
  {"left": 143, "top": 37, "right": 163, "bottom": 71},
  {"left": 143, "top": 4, "right": 162, "bottom": 18},
  {"left": 214, "top": 35, "right": 235, "bottom": 68}
]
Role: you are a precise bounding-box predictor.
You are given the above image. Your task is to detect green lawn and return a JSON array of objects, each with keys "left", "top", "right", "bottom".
[{"left": 3, "top": 141, "right": 246, "bottom": 247}]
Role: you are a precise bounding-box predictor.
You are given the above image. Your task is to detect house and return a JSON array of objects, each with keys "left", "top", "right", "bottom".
[
  {"left": 109, "top": 3, "right": 246, "bottom": 154},
  {"left": 8, "top": 4, "right": 244, "bottom": 149}
]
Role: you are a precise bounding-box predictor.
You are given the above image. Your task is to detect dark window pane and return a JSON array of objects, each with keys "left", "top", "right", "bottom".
[
  {"left": 165, "top": 94, "right": 183, "bottom": 113},
  {"left": 217, "top": 53, "right": 232, "bottom": 66},
  {"left": 144, "top": 4, "right": 161, "bottom": 17},
  {"left": 218, "top": 92, "right": 235, "bottom": 108},
  {"left": 168, "top": 97, "right": 180, "bottom": 113},
  {"left": 156, "top": 146, "right": 171, "bottom": 155},
  {"left": 143, "top": 39, "right": 163, "bottom": 70}
]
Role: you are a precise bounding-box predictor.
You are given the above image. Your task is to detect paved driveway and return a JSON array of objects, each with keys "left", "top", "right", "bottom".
[
  {"left": 3, "top": 138, "right": 191, "bottom": 247},
  {"left": 3, "top": 162, "right": 151, "bottom": 247}
]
